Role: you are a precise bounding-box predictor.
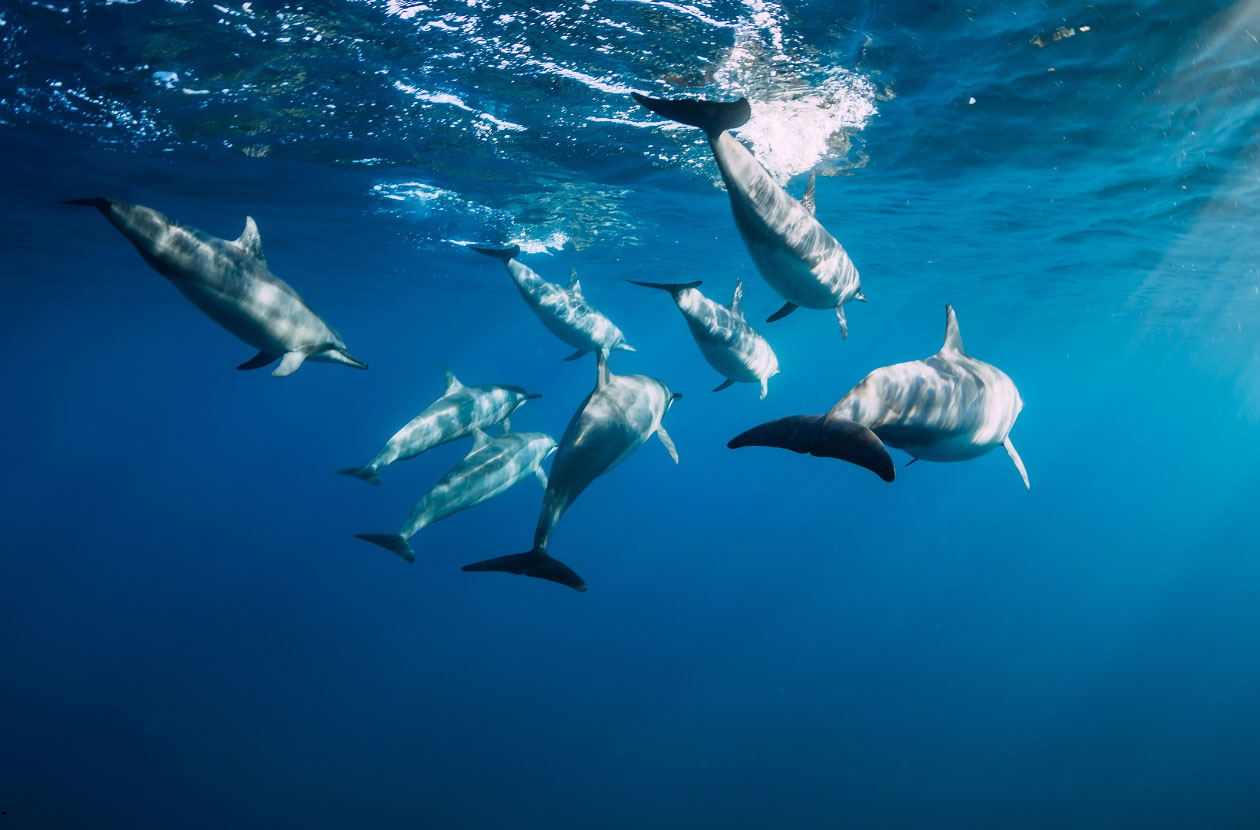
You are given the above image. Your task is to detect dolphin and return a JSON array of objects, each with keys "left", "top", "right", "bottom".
[
  {"left": 470, "top": 244, "right": 634, "bottom": 360},
  {"left": 463, "top": 352, "right": 681, "bottom": 591},
  {"left": 336, "top": 367, "right": 541, "bottom": 485},
  {"left": 729, "top": 306, "right": 1029, "bottom": 489},
  {"left": 63, "top": 197, "right": 366, "bottom": 376},
  {"left": 626, "top": 278, "right": 780, "bottom": 398},
  {"left": 631, "top": 93, "right": 865, "bottom": 336},
  {"left": 355, "top": 430, "right": 557, "bottom": 562}
]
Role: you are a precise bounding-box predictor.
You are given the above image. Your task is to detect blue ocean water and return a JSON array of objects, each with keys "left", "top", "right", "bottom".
[{"left": 3, "top": 0, "right": 1260, "bottom": 826}]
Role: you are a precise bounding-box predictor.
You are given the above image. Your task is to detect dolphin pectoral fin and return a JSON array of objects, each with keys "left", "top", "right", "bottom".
[
  {"left": 615, "top": 342, "right": 637, "bottom": 353},
  {"left": 334, "top": 465, "right": 382, "bottom": 486},
  {"left": 237, "top": 350, "right": 280, "bottom": 371},
  {"left": 713, "top": 378, "right": 735, "bottom": 392},
  {"left": 836, "top": 306, "right": 849, "bottom": 339},
  {"left": 272, "top": 350, "right": 309, "bottom": 377},
  {"left": 354, "top": 533, "right": 416, "bottom": 563},
  {"left": 728, "top": 415, "right": 895, "bottom": 482},
  {"left": 767, "top": 301, "right": 798, "bottom": 323},
  {"left": 323, "top": 349, "right": 368, "bottom": 370},
  {"left": 470, "top": 427, "right": 492, "bottom": 451},
  {"left": 462, "top": 549, "right": 587, "bottom": 592},
  {"left": 563, "top": 348, "right": 589, "bottom": 362},
  {"left": 1004, "top": 437, "right": 1030, "bottom": 490},
  {"left": 801, "top": 171, "right": 817, "bottom": 216},
  {"left": 499, "top": 418, "right": 511, "bottom": 436},
  {"left": 630, "top": 92, "right": 752, "bottom": 136},
  {"left": 534, "top": 467, "right": 548, "bottom": 489},
  {"left": 760, "top": 377, "right": 769, "bottom": 399},
  {"left": 656, "top": 425, "right": 680, "bottom": 464},
  {"left": 854, "top": 291, "right": 868, "bottom": 302}
]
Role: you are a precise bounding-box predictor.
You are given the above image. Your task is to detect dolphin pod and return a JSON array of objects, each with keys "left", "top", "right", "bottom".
[
  {"left": 471, "top": 243, "right": 635, "bottom": 360},
  {"left": 631, "top": 94, "right": 866, "bottom": 337},
  {"left": 462, "top": 352, "right": 681, "bottom": 591},
  {"left": 64, "top": 198, "right": 367, "bottom": 376},
  {"left": 626, "top": 278, "right": 779, "bottom": 398},
  {"left": 729, "top": 305, "right": 1029, "bottom": 489},
  {"left": 336, "top": 368, "right": 541, "bottom": 485},
  {"left": 355, "top": 429, "right": 557, "bottom": 563},
  {"left": 63, "top": 87, "right": 1029, "bottom": 593}
]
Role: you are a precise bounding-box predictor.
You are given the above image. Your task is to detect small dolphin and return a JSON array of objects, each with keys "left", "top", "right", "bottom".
[
  {"left": 470, "top": 244, "right": 634, "bottom": 360},
  {"left": 631, "top": 93, "right": 865, "bottom": 336},
  {"left": 336, "top": 367, "right": 540, "bottom": 485},
  {"left": 64, "top": 197, "right": 366, "bottom": 376},
  {"left": 463, "top": 352, "right": 681, "bottom": 591},
  {"left": 627, "top": 278, "right": 780, "bottom": 398},
  {"left": 355, "top": 430, "right": 557, "bottom": 562},
  {"left": 729, "top": 306, "right": 1028, "bottom": 489}
]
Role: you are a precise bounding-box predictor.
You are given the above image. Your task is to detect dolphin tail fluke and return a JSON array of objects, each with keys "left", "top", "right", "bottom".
[
  {"left": 334, "top": 466, "right": 382, "bottom": 486},
  {"left": 631, "top": 93, "right": 751, "bottom": 136},
  {"left": 354, "top": 533, "right": 416, "bottom": 563},
  {"left": 728, "top": 414, "right": 896, "bottom": 482},
  {"left": 462, "top": 548, "right": 587, "bottom": 592},
  {"left": 624, "top": 278, "right": 703, "bottom": 296},
  {"left": 62, "top": 197, "right": 110, "bottom": 210},
  {"left": 470, "top": 244, "right": 521, "bottom": 262}
]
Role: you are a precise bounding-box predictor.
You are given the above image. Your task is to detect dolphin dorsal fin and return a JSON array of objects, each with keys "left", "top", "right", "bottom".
[
  {"left": 236, "top": 216, "right": 265, "bottom": 263},
  {"left": 567, "top": 269, "right": 584, "bottom": 300},
  {"left": 729, "top": 279, "right": 745, "bottom": 317},
  {"left": 442, "top": 366, "right": 463, "bottom": 395},
  {"left": 596, "top": 350, "right": 611, "bottom": 388},
  {"left": 801, "top": 171, "right": 816, "bottom": 216},
  {"left": 470, "top": 427, "right": 491, "bottom": 451},
  {"left": 942, "top": 305, "right": 965, "bottom": 355}
]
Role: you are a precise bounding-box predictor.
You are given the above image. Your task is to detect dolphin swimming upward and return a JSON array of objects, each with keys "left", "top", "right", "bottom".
[
  {"left": 729, "top": 306, "right": 1028, "bottom": 489},
  {"left": 64, "top": 198, "right": 366, "bottom": 376},
  {"left": 463, "top": 353, "right": 681, "bottom": 591},
  {"left": 355, "top": 430, "right": 557, "bottom": 563},
  {"left": 631, "top": 93, "right": 865, "bottom": 336},
  {"left": 471, "top": 244, "right": 634, "bottom": 360},
  {"left": 336, "top": 368, "right": 540, "bottom": 485},
  {"left": 627, "top": 279, "right": 779, "bottom": 398}
]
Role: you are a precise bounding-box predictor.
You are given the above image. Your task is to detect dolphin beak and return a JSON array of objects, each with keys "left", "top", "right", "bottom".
[{"left": 525, "top": 393, "right": 543, "bottom": 400}]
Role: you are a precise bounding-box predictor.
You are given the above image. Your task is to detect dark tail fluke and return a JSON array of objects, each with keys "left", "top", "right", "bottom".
[
  {"left": 334, "top": 466, "right": 382, "bottom": 486},
  {"left": 61, "top": 197, "right": 110, "bottom": 212},
  {"left": 624, "top": 279, "right": 703, "bottom": 296},
  {"left": 462, "top": 548, "right": 587, "bottom": 592},
  {"left": 470, "top": 244, "right": 521, "bottom": 262},
  {"left": 728, "top": 414, "right": 896, "bottom": 482},
  {"left": 631, "top": 93, "right": 751, "bottom": 135},
  {"left": 354, "top": 533, "right": 416, "bottom": 563}
]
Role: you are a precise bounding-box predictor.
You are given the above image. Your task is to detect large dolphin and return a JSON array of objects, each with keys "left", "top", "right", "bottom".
[
  {"left": 463, "top": 353, "right": 681, "bottom": 591},
  {"left": 631, "top": 93, "right": 865, "bottom": 336},
  {"left": 626, "top": 278, "right": 779, "bottom": 398},
  {"left": 729, "top": 306, "right": 1029, "bottom": 489},
  {"left": 64, "top": 197, "right": 366, "bottom": 376},
  {"left": 336, "top": 368, "right": 540, "bottom": 485},
  {"left": 470, "top": 244, "right": 634, "bottom": 360},
  {"left": 355, "top": 430, "right": 557, "bottom": 563}
]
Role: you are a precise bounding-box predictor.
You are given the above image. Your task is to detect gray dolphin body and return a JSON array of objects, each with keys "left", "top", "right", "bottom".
[
  {"left": 463, "top": 354, "right": 681, "bottom": 591},
  {"left": 355, "top": 430, "right": 557, "bottom": 562},
  {"left": 627, "top": 278, "right": 779, "bottom": 398},
  {"left": 471, "top": 244, "right": 634, "bottom": 360},
  {"left": 631, "top": 93, "right": 864, "bottom": 336},
  {"left": 337, "top": 368, "right": 540, "bottom": 485},
  {"left": 730, "top": 306, "right": 1028, "bottom": 489},
  {"left": 65, "top": 197, "right": 366, "bottom": 376}
]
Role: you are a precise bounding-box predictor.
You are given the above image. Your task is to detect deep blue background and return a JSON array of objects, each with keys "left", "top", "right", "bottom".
[{"left": 3, "top": 0, "right": 1260, "bottom": 827}]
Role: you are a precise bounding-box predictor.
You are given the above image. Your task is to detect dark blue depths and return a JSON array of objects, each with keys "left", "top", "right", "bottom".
[{"left": 2, "top": 0, "right": 1260, "bottom": 827}]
